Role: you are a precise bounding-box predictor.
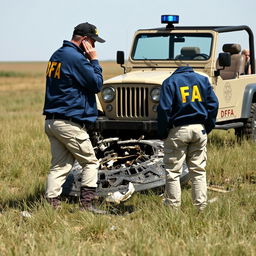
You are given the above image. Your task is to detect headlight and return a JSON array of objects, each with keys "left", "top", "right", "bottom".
[
  {"left": 102, "top": 87, "right": 115, "bottom": 102},
  {"left": 150, "top": 87, "right": 161, "bottom": 102}
]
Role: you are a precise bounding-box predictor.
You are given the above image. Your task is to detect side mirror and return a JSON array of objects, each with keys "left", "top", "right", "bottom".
[
  {"left": 116, "top": 51, "right": 126, "bottom": 73},
  {"left": 218, "top": 52, "right": 231, "bottom": 67},
  {"left": 116, "top": 51, "right": 125, "bottom": 65},
  {"left": 215, "top": 52, "right": 231, "bottom": 77}
]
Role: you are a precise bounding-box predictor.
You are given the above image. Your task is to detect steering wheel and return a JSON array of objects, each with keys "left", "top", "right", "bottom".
[{"left": 193, "top": 53, "right": 209, "bottom": 60}]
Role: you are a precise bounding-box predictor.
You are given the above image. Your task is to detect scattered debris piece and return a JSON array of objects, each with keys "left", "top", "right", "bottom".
[
  {"left": 110, "top": 225, "right": 117, "bottom": 231},
  {"left": 208, "top": 197, "right": 218, "bottom": 203},
  {"left": 207, "top": 186, "right": 232, "bottom": 193},
  {"left": 105, "top": 182, "right": 135, "bottom": 204},
  {"left": 20, "top": 211, "right": 32, "bottom": 218}
]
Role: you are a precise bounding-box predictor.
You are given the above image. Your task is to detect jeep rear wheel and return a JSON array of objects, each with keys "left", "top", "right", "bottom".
[{"left": 236, "top": 103, "right": 256, "bottom": 141}]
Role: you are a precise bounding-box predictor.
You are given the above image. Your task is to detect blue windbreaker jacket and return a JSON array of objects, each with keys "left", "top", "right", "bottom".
[
  {"left": 157, "top": 66, "right": 219, "bottom": 139},
  {"left": 43, "top": 40, "right": 103, "bottom": 123}
]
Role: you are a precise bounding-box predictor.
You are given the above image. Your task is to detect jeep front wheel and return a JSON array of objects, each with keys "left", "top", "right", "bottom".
[{"left": 236, "top": 103, "right": 256, "bottom": 141}]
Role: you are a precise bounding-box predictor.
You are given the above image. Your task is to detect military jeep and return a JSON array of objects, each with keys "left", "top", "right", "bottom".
[
  {"left": 63, "top": 16, "right": 256, "bottom": 197},
  {"left": 96, "top": 15, "right": 256, "bottom": 141}
]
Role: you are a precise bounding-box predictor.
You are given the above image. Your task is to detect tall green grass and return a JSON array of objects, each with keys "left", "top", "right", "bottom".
[{"left": 0, "top": 65, "right": 256, "bottom": 255}]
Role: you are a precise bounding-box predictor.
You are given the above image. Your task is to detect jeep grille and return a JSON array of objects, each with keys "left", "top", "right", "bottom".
[{"left": 117, "top": 87, "right": 149, "bottom": 118}]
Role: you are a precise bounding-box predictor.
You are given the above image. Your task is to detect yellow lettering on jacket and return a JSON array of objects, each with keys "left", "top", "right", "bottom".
[
  {"left": 54, "top": 63, "right": 61, "bottom": 79},
  {"left": 180, "top": 86, "right": 190, "bottom": 103},
  {"left": 46, "top": 61, "right": 62, "bottom": 79},
  {"left": 191, "top": 85, "right": 202, "bottom": 102},
  {"left": 46, "top": 61, "right": 51, "bottom": 76},
  {"left": 180, "top": 85, "right": 202, "bottom": 103},
  {"left": 48, "top": 62, "right": 57, "bottom": 77}
]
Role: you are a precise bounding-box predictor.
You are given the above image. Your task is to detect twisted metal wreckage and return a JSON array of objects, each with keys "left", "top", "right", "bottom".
[{"left": 62, "top": 137, "right": 189, "bottom": 203}]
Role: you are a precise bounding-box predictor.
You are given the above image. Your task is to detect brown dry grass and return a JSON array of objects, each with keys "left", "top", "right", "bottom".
[
  {"left": 0, "top": 77, "right": 44, "bottom": 92},
  {"left": 0, "top": 61, "right": 122, "bottom": 81},
  {"left": 1, "top": 62, "right": 256, "bottom": 256},
  {"left": 0, "top": 61, "right": 122, "bottom": 94},
  {"left": 0, "top": 62, "right": 47, "bottom": 73}
]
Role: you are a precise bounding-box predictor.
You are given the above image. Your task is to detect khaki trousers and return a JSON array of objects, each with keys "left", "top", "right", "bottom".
[
  {"left": 163, "top": 124, "right": 207, "bottom": 210},
  {"left": 45, "top": 119, "right": 99, "bottom": 198}
]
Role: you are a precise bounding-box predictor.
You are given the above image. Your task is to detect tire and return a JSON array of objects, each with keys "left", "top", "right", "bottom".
[{"left": 236, "top": 103, "right": 256, "bottom": 142}]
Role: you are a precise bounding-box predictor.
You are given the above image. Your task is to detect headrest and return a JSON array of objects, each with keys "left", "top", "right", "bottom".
[
  {"left": 222, "top": 44, "right": 241, "bottom": 54},
  {"left": 181, "top": 47, "right": 200, "bottom": 57}
]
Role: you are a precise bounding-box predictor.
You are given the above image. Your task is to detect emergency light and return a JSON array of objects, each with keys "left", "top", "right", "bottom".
[
  {"left": 161, "top": 15, "right": 179, "bottom": 29},
  {"left": 161, "top": 15, "right": 179, "bottom": 24}
]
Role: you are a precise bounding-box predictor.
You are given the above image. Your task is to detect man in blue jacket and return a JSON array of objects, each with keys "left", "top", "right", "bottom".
[
  {"left": 157, "top": 66, "right": 219, "bottom": 211},
  {"left": 43, "top": 22, "right": 106, "bottom": 213}
]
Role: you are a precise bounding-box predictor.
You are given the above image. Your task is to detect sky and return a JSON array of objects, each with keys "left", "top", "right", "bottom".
[{"left": 1, "top": 0, "right": 256, "bottom": 61}]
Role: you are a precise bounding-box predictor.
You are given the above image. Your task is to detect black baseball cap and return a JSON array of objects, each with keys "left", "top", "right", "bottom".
[{"left": 73, "top": 22, "right": 105, "bottom": 43}]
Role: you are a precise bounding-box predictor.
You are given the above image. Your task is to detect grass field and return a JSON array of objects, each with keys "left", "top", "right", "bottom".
[{"left": 0, "top": 62, "right": 256, "bottom": 256}]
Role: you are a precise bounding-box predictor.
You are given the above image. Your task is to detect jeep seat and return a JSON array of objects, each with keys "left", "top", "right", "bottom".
[
  {"left": 175, "top": 47, "right": 201, "bottom": 60},
  {"left": 217, "top": 44, "right": 245, "bottom": 80}
]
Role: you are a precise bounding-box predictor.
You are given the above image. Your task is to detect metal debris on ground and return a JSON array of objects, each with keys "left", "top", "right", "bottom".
[
  {"left": 208, "top": 197, "right": 219, "bottom": 203},
  {"left": 207, "top": 186, "right": 233, "bottom": 193},
  {"left": 105, "top": 182, "right": 135, "bottom": 204},
  {"left": 20, "top": 211, "right": 32, "bottom": 218},
  {"left": 110, "top": 225, "right": 117, "bottom": 231},
  {"left": 62, "top": 138, "right": 189, "bottom": 198}
]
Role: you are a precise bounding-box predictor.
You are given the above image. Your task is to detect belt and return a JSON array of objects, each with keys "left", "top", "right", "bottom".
[{"left": 45, "top": 113, "right": 88, "bottom": 128}]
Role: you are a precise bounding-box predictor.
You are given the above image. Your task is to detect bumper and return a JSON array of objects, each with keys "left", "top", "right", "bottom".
[{"left": 94, "top": 117, "right": 158, "bottom": 133}]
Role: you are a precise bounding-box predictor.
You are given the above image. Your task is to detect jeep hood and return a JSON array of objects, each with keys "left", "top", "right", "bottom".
[
  {"left": 104, "top": 70, "right": 174, "bottom": 85},
  {"left": 104, "top": 70, "right": 208, "bottom": 85}
]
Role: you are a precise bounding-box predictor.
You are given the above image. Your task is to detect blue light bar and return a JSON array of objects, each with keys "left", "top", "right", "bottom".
[{"left": 161, "top": 15, "right": 179, "bottom": 24}]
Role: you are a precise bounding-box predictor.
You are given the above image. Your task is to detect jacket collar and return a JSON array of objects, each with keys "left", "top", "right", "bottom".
[
  {"left": 63, "top": 40, "right": 84, "bottom": 54},
  {"left": 173, "top": 66, "right": 194, "bottom": 75}
]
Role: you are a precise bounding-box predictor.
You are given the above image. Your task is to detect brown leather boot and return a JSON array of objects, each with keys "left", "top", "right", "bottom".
[{"left": 80, "top": 186, "right": 108, "bottom": 214}]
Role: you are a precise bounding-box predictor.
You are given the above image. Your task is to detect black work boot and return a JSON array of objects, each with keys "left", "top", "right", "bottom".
[
  {"left": 46, "top": 196, "right": 61, "bottom": 210},
  {"left": 80, "top": 186, "right": 108, "bottom": 214}
]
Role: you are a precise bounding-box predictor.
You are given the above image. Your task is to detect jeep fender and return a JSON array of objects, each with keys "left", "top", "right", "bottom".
[{"left": 241, "top": 83, "right": 256, "bottom": 118}]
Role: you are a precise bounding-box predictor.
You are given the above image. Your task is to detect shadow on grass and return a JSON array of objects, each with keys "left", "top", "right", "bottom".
[
  {"left": 105, "top": 201, "right": 135, "bottom": 215},
  {"left": 64, "top": 196, "right": 135, "bottom": 215},
  {"left": 0, "top": 184, "right": 45, "bottom": 212},
  {"left": 1, "top": 185, "right": 193, "bottom": 215}
]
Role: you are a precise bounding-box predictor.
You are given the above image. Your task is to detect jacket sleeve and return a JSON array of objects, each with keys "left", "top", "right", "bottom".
[
  {"left": 73, "top": 57, "right": 103, "bottom": 94},
  {"left": 204, "top": 79, "right": 219, "bottom": 134},
  {"left": 157, "top": 78, "right": 173, "bottom": 139}
]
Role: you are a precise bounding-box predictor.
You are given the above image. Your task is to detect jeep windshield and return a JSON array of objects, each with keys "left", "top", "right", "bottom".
[{"left": 132, "top": 33, "right": 213, "bottom": 60}]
